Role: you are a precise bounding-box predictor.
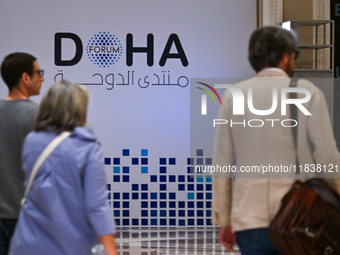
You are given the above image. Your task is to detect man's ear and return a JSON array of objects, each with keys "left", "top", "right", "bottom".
[
  {"left": 21, "top": 72, "right": 31, "bottom": 85},
  {"left": 281, "top": 53, "right": 290, "bottom": 65}
]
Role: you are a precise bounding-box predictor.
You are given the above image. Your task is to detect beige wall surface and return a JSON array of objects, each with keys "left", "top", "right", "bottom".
[{"left": 283, "top": 0, "right": 314, "bottom": 69}]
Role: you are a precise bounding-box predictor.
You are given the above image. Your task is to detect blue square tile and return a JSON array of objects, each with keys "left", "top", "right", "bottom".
[
  {"left": 179, "top": 220, "right": 185, "bottom": 226},
  {"left": 122, "top": 166, "right": 129, "bottom": 173},
  {"left": 187, "top": 158, "right": 194, "bottom": 165},
  {"left": 160, "top": 219, "right": 167, "bottom": 226},
  {"left": 197, "top": 184, "right": 204, "bottom": 191},
  {"left": 113, "top": 202, "right": 120, "bottom": 208},
  {"left": 188, "top": 184, "right": 194, "bottom": 191},
  {"left": 123, "top": 202, "right": 129, "bottom": 208},
  {"left": 197, "top": 210, "right": 204, "bottom": 217},
  {"left": 113, "top": 158, "right": 120, "bottom": 165},
  {"left": 132, "top": 184, "right": 139, "bottom": 191},
  {"left": 178, "top": 210, "right": 185, "bottom": 217},
  {"left": 206, "top": 193, "right": 212, "bottom": 200},
  {"left": 178, "top": 201, "right": 185, "bottom": 208},
  {"left": 197, "top": 202, "right": 203, "bottom": 208},
  {"left": 197, "top": 175, "right": 204, "bottom": 182},
  {"left": 141, "top": 166, "right": 148, "bottom": 174},
  {"left": 178, "top": 184, "right": 185, "bottom": 191},
  {"left": 123, "top": 193, "right": 129, "bottom": 199},
  {"left": 132, "top": 158, "right": 139, "bottom": 165},
  {"left": 160, "top": 175, "right": 166, "bottom": 182},
  {"left": 206, "top": 175, "right": 212, "bottom": 182},
  {"left": 169, "top": 219, "right": 176, "bottom": 225},
  {"left": 132, "top": 219, "right": 139, "bottom": 226},
  {"left": 141, "top": 210, "right": 148, "bottom": 217},
  {"left": 160, "top": 184, "right": 166, "bottom": 191},
  {"left": 132, "top": 193, "right": 139, "bottom": 199},
  {"left": 169, "top": 175, "right": 176, "bottom": 182},
  {"left": 141, "top": 202, "right": 148, "bottom": 208},
  {"left": 141, "top": 184, "right": 148, "bottom": 191},
  {"left": 151, "top": 210, "right": 157, "bottom": 217},
  {"left": 123, "top": 210, "right": 129, "bottom": 217},
  {"left": 187, "top": 176, "right": 194, "bottom": 182},
  {"left": 141, "top": 149, "right": 148, "bottom": 156},
  {"left": 141, "top": 158, "right": 148, "bottom": 165},
  {"left": 160, "top": 193, "right": 166, "bottom": 199},
  {"left": 141, "top": 193, "right": 148, "bottom": 199},
  {"left": 160, "top": 210, "right": 167, "bottom": 217},
  {"left": 113, "top": 175, "right": 120, "bottom": 182},
  {"left": 150, "top": 193, "right": 157, "bottom": 199},
  {"left": 187, "top": 193, "right": 194, "bottom": 200},
  {"left": 169, "top": 202, "right": 176, "bottom": 208},
  {"left": 150, "top": 175, "right": 157, "bottom": 182},
  {"left": 196, "top": 149, "right": 204, "bottom": 156},
  {"left": 122, "top": 149, "right": 130, "bottom": 156},
  {"left": 160, "top": 158, "right": 167, "bottom": 165},
  {"left": 151, "top": 202, "right": 157, "bottom": 208},
  {"left": 178, "top": 176, "right": 185, "bottom": 182},
  {"left": 196, "top": 158, "right": 203, "bottom": 165},
  {"left": 122, "top": 175, "right": 129, "bottom": 182},
  {"left": 197, "top": 219, "right": 204, "bottom": 225},
  {"left": 115, "top": 219, "right": 120, "bottom": 226},
  {"left": 113, "top": 193, "right": 120, "bottom": 199},
  {"left": 206, "top": 184, "right": 212, "bottom": 191},
  {"left": 151, "top": 219, "right": 157, "bottom": 226},
  {"left": 206, "top": 201, "right": 212, "bottom": 208},
  {"left": 169, "top": 210, "right": 176, "bottom": 217},
  {"left": 114, "top": 210, "right": 120, "bottom": 217},
  {"left": 104, "top": 158, "right": 111, "bottom": 165},
  {"left": 160, "top": 202, "right": 167, "bottom": 208},
  {"left": 188, "top": 202, "right": 194, "bottom": 208},
  {"left": 169, "top": 193, "right": 176, "bottom": 199},
  {"left": 169, "top": 158, "right": 176, "bottom": 165},
  {"left": 113, "top": 167, "right": 120, "bottom": 173},
  {"left": 188, "top": 210, "right": 194, "bottom": 217},
  {"left": 206, "top": 210, "right": 211, "bottom": 217},
  {"left": 188, "top": 219, "right": 195, "bottom": 226},
  {"left": 206, "top": 158, "right": 212, "bottom": 165},
  {"left": 123, "top": 219, "right": 129, "bottom": 226},
  {"left": 187, "top": 167, "right": 193, "bottom": 174},
  {"left": 159, "top": 167, "right": 166, "bottom": 173},
  {"left": 141, "top": 219, "right": 148, "bottom": 226},
  {"left": 206, "top": 219, "right": 212, "bottom": 226}
]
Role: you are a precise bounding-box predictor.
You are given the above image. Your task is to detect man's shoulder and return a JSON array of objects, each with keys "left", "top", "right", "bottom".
[
  {"left": 296, "top": 78, "right": 322, "bottom": 93},
  {"left": 0, "top": 99, "right": 38, "bottom": 108}
]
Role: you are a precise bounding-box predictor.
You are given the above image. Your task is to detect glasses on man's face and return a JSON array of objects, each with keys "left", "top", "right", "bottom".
[
  {"left": 294, "top": 50, "right": 300, "bottom": 60},
  {"left": 32, "top": 70, "right": 44, "bottom": 77}
]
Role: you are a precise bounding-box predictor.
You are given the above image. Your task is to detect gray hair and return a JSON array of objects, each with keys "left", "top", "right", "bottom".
[{"left": 35, "top": 80, "right": 89, "bottom": 133}]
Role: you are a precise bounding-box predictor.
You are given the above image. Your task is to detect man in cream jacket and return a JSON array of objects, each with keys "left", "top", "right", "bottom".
[{"left": 212, "top": 26, "right": 340, "bottom": 254}]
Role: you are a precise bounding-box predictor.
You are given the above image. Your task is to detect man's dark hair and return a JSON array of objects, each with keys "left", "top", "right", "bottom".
[
  {"left": 248, "top": 26, "right": 298, "bottom": 72},
  {"left": 0, "top": 52, "right": 37, "bottom": 91}
]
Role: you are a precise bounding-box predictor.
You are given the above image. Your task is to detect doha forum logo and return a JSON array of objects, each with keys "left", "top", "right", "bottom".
[
  {"left": 55, "top": 32, "right": 188, "bottom": 68},
  {"left": 86, "top": 32, "right": 123, "bottom": 68}
]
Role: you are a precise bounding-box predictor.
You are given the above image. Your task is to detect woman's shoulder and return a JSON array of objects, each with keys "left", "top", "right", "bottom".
[
  {"left": 24, "top": 127, "right": 99, "bottom": 151},
  {"left": 71, "top": 127, "right": 97, "bottom": 142}
]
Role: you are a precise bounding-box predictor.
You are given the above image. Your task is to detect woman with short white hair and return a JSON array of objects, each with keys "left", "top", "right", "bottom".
[{"left": 9, "top": 81, "right": 118, "bottom": 255}]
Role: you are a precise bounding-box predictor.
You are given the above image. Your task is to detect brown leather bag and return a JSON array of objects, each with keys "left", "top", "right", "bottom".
[
  {"left": 268, "top": 80, "right": 340, "bottom": 255},
  {"left": 268, "top": 179, "right": 340, "bottom": 255}
]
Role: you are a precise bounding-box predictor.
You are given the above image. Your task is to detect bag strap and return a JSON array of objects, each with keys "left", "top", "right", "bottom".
[
  {"left": 21, "top": 131, "right": 71, "bottom": 206},
  {"left": 289, "top": 79, "right": 300, "bottom": 174}
]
